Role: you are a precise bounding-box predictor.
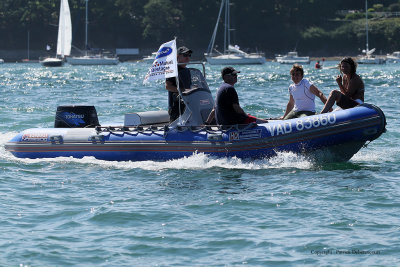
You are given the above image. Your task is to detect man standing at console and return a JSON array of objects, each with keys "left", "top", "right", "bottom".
[{"left": 165, "top": 46, "right": 192, "bottom": 122}]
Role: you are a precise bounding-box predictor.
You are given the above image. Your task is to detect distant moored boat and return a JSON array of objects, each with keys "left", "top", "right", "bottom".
[
  {"left": 66, "top": 0, "right": 119, "bottom": 65},
  {"left": 386, "top": 51, "right": 400, "bottom": 63},
  {"left": 275, "top": 51, "right": 310, "bottom": 64},
  {"left": 357, "top": 0, "right": 385, "bottom": 65},
  {"left": 204, "top": 0, "right": 266, "bottom": 65}
]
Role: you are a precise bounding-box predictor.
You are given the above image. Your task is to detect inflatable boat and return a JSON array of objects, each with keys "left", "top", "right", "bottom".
[{"left": 5, "top": 68, "right": 386, "bottom": 162}]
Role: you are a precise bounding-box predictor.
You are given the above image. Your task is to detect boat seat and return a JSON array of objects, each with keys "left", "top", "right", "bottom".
[{"left": 124, "top": 110, "right": 169, "bottom": 126}]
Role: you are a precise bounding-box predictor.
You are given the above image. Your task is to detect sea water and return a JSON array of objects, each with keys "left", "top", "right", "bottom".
[{"left": 0, "top": 61, "right": 399, "bottom": 266}]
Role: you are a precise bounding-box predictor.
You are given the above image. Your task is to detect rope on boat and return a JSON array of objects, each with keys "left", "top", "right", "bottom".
[
  {"left": 94, "top": 122, "right": 258, "bottom": 136},
  {"left": 363, "top": 140, "right": 371, "bottom": 148}
]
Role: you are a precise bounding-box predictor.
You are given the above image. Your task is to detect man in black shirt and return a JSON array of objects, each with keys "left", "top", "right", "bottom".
[
  {"left": 165, "top": 46, "right": 192, "bottom": 122},
  {"left": 207, "top": 67, "right": 268, "bottom": 125}
]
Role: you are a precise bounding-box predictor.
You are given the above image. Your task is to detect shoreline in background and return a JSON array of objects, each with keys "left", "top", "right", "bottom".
[
  {"left": 310, "top": 56, "right": 346, "bottom": 61},
  {"left": 0, "top": 50, "right": 382, "bottom": 64}
]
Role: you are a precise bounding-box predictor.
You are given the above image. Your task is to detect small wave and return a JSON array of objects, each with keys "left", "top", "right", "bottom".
[
  {"left": 352, "top": 145, "right": 398, "bottom": 164},
  {"left": 0, "top": 132, "right": 17, "bottom": 146},
  {"left": 2, "top": 152, "right": 313, "bottom": 171}
]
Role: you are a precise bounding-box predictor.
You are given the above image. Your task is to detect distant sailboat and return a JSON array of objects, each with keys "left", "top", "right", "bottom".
[
  {"left": 357, "top": 0, "right": 385, "bottom": 64},
  {"left": 40, "top": 0, "right": 72, "bottom": 67},
  {"left": 67, "top": 0, "right": 119, "bottom": 65},
  {"left": 204, "top": 0, "right": 266, "bottom": 65}
]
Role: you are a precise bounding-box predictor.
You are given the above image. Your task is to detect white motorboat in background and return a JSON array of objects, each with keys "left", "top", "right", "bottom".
[
  {"left": 357, "top": 0, "right": 385, "bottom": 64},
  {"left": 275, "top": 51, "right": 310, "bottom": 64},
  {"left": 204, "top": 0, "right": 265, "bottom": 65},
  {"left": 40, "top": 57, "right": 64, "bottom": 67},
  {"left": 142, "top": 52, "right": 157, "bottom": 62},
  {"left": 40, "top": 0, "right": 72, "bottom": 67},
  {"left": 206, "top": 45, "right": 266, "bottom": 65},
  {"left": 67, "top": 0, "right": 119, "bottom": 65},
  {"left": 386, "top": 51, "right": 400, "bottom": 63},
  {"left": 67, "top": 54, "right": 119, "bottom": 65}
]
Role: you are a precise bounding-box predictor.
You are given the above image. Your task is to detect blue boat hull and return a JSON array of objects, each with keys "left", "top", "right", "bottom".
[{"left": 5, "top": 104, "right": 386, "bottom": 162}]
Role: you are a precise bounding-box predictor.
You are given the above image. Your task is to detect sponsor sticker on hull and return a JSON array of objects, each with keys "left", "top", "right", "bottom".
[
  {"left": 229, "top": 129, "right": 262, "bottom": 141},
  {"left": 22, "top": 133, "right": 48, "bottom": 142}
]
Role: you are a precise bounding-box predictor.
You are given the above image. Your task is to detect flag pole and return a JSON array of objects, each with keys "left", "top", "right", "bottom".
[
  {"left": 173, "top": 37, "right": 184, "bottom": 122},
  {"left": 142, "top": 38, "right": 183, "bottom": 122}
]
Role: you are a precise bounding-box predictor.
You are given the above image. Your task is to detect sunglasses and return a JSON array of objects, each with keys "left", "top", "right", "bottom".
[
  {"left": 228, "top": 73, "right": 237, "bottom": 77},
  {"left": 182, "top": 53, "right": 191, "bottom": 57},
  {"left": 291, "top": 72, "right": 302, "bottom": 77}
]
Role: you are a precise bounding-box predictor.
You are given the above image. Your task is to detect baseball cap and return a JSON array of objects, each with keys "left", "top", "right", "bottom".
[
  {"left": 221, "top": 66, "right": 240, "bottom": 77},
  {"left": 177, "top": 46, "right": 192, "bottom": 55}
]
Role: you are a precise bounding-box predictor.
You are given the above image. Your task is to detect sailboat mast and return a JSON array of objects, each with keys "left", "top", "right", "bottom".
[
  {"left": 85, "top": 0, "right": 89, "bottom": 55},
  {"left": 27, "top": 30, "right": 30, "bottom": 60},
  {"left": 207, "top": 0, "right": 225, "bottom": 55},
  {"left": 224, "top": 0, "right": 228, "bottom": 54},
  {"left": 227, "top": 0, "right": 231, "bottom": 50},
  {"left": 365, "top": 0, "right": 369, "bottom": 53}
]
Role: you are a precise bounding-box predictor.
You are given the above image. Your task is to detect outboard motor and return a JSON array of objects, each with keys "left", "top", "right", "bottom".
[{"left": 54, "top": 105, "right": 100, "bottom": 128}]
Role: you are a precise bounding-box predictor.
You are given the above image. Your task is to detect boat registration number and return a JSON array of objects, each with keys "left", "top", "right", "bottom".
[{"left": 267, "top": 114, "right": 337, "bottom": 137}]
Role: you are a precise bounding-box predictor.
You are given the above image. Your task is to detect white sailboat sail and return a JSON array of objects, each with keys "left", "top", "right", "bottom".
[
  {"left": 57, "top": 0, "right": 72, "bottom": 57},
  {"left": 40, "top": 0, "right": 71, "bottom": 66}
]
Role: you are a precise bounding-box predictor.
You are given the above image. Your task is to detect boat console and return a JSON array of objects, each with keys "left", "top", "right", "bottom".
[
  {"left": 170, "top": 67, "right": 214, "bottom": 127},
  {"left": 123, "top": 66, "right": 214, "bottom": 127}
]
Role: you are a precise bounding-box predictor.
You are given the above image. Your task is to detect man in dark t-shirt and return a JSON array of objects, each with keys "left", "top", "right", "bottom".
[
  {"left": 206, "top": 67, "right": 268, "bottom": 125},
  {"left": 165, "top": 46, "right": 192, "bottom": 122}
]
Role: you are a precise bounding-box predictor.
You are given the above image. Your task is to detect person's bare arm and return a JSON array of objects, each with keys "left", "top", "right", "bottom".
[
  {"left": 336, "top": 75, "right": 347, "bottom": 94},
  {"left": 310, "top": 85, "right": 327, "bottom": 104},
  {"left": 165, "top": 80, "right": 178, "bottom": 93},
  {"left": 205, "top": 109, "right": 215, "bottom": 124},
  {"left": 281, "top": 95, "right": 294, "bottom": 119}
]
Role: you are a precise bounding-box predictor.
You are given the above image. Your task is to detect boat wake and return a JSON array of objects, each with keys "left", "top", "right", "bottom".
[
  {"left": 1, "top": 132, "right": 313, "bottom": 170},
  {"left": 1, "top": 130, "right": 391, "bottom": 171}
]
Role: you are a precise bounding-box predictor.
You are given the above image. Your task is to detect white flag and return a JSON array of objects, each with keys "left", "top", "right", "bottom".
[{"left": 143, "top": 39, "right": 178, "bottom": 84}]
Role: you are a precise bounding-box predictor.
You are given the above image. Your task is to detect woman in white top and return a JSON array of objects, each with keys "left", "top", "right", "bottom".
[{"left": 282, "top": 64, "right": 328, "bottom": 120}]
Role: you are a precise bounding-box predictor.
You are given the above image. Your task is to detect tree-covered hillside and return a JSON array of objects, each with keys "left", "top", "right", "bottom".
[{"left": 1, "top": 0, "right": 400, "bottom": 56}]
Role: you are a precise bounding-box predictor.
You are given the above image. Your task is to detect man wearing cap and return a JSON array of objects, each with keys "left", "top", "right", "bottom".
[
  {"left": 207, "top": 66, "right": 269, "bottom": 125},
  {"left": 165, "top": 46, "right": 192, "bottom": 122}
]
